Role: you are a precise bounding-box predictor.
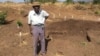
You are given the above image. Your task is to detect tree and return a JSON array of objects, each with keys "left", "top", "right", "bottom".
[
  {"left": 24, "top": 0, "right": 34, "bottom": 4},
  {"left": 24, "top": 0, "right": 29, "bottom": 3},
  {"left": 52, "top": 0, "right": 57, "bottom": 3},
  {"left": 65, "top": 0, "right": 73, "bottom": 4},
  {"left": 30, "top": 0, "right": 33, "bottom": 3},
  {"left": 93, "top": 0, "right": 100, "bottom": 4}
]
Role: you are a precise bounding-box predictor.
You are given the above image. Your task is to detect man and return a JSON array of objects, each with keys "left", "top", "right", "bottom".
[{"left": 28, "top": 2, "right": 49, "bottom": 56}]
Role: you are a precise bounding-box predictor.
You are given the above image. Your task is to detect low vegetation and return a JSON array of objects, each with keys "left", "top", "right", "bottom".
[
  {"left": 17, "top": 20, "right": 23, "bottom": 27},
  {"left": 95, "top": 10, "right": 100, "bottom": 15},
  {"left": 0, "top": 11, "right": 7, "bottom": 25}
]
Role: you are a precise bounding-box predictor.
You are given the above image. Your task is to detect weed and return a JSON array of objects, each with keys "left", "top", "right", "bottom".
[
  {"left": 81, "top": 42, "right": 87, "bottom": 46},
  {"left": 0, "top": 11, "right": 7, "bottom": 25},
  {"left": 16, "top": 20, "right": 23, "bottom": 27},
  {"left": 95, "top": 10, "right": 100, "bottom": 15},
  {"left": 75, "top": 5, "right": 86, "bottom": 10},
  {"left": 20, "top": 10, "right": 25, "bottom": 15}
]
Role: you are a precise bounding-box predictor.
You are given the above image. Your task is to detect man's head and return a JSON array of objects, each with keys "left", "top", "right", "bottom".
[{"left": 32, "top": 2, "right": 41, "bottom": 14}]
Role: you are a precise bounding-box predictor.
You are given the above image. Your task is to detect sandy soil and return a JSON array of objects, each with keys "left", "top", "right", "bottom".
[{"left": 0, "top": 3, "right": 100, "bottom": 56}]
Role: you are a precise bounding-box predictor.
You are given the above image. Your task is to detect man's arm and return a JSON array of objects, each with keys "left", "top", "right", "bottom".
[
  {"left": 28, "top": 11, "right": 32, "bottom": 35},
  {"left": 28, "top": 24, "right": 32, "bottom": 35},
  {"left": 45, "top": 16, "right": 49, "bottom": 20},
  {"left": 43, "top": 10, "right": 49, "bottom": 20}
]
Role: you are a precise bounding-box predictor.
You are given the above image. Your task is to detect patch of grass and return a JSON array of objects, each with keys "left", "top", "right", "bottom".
[
  {"left": 0, "top": 11, "right": 7, "bottom": 25},
  {"left": 93, "top": 0, "right": 100, "bottom": 4},
  {"left": 78, "top": 1, "right": 86, "bottom": 4},
  {"left": 75, "top": 5, "right": 86, "bottom": 10},
  {"left": 81, "top": 42, "right": 87, "bottom": 46},
  {"left": 20, "top": 10, "right": 25, "bottom": 15},
  {"left": 94, "top": 10, "right": 100, "bottom": 15},
  {"left": 16, "top": 20, "right": 23, "bottom": 27}
]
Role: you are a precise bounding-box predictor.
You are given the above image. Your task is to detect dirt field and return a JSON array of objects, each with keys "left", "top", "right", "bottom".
[{"left": 0, "top": 3, "right": 100, "bottom": 56}]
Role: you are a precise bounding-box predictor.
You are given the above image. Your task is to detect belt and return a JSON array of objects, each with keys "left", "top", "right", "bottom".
[{"left": 34, "top": 24, "right": 44, "bottom": 26}]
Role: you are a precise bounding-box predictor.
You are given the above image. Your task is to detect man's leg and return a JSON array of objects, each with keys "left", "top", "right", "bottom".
[
  {"left": 39, "top": 27, "right": 46, "bottom": 55},
  {"left": 32, "top": 26, "right": 39, "bottom": 56}
]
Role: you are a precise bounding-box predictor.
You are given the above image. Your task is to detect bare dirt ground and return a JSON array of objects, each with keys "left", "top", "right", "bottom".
[{"left": 0, "top": 3, "right": 100, "bottom": 56}]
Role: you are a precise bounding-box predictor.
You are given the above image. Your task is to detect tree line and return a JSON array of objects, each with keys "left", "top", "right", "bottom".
[
  {"left": 24, "top": 0, "right": 100, "bottom": 4},
  {"left": 4, "top": 0, "right": 100, "bottom": 4}
]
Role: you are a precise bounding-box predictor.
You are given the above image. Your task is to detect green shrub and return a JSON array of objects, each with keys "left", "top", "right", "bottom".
[
  {"left": 51, "top": 0, "right": 57, "bottom": 4},
  {"left": 17, "top": 21, "right": 23, "bottom": 27},
  {"left": 36, "top": 0, "right": 46, "bottom": 3},
  {"left": 78, "top": 1, "right": 86, "bottom": 4},
  {"left": 0, "top": 11, "right": 7, "bottom": 25},
  {"left": 64, "top": 0, "right": 73, "bottom": 4},
  {"left": 95, "top": 10, "right": 100, "bottom": 15},
  {"left": 20, "top": 10, "right": 25, "bottom": 15},
  {"left": 93, "top": 0, "right": 100, "bottom": 4},
  {"left": 75, "top": 5, "right": 86, "bottom": 10}
]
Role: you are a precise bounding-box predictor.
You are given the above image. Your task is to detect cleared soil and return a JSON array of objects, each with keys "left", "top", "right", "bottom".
[{"left": 0, "top": 3, "right": 100, "bottom": 56}]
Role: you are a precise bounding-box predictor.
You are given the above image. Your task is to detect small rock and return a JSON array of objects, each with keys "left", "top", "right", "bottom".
[
  {"left": 56, "top": 51, "right": 64, "bottom": 56},
  {"left": 22, "top": 41, "right": 28, "bottom": 45}
]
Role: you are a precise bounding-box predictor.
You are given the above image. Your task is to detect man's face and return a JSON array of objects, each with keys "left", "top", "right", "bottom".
[{"left": 33, "top": 6, "right": 40, "bottom": 13}]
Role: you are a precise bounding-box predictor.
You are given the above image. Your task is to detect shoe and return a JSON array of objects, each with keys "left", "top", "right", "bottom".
[{"left": 40, "top": 53, "right": 46, "bottom": 56}]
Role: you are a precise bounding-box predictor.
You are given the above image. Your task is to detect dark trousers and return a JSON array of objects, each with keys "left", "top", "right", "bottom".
[{"left": 32, "top": 25, "right": 45, "bottom": 56}]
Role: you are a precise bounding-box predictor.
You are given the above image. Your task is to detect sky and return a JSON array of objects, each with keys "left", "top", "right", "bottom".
[
  {"left": 0, "top": 0, "right": 24, "bottom": 3},
  {"left": 0, "top": 0, "right": 93, "bottom": 3}
]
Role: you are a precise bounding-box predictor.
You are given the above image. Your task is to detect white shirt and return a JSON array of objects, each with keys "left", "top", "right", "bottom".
[{"left": 28, "top": 10, "right": 49, "bottom": 25}]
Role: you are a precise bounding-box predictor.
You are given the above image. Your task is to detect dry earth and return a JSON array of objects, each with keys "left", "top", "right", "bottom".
[{"left": 0, "top": 3, "right": 100, "bottom": 56}]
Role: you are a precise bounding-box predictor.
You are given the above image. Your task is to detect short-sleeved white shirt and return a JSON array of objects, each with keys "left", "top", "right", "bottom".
[{"left": 28, "top": 10, "right": 49, "bottom": 25}]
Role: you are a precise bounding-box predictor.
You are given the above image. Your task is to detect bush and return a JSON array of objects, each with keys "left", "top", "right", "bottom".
[
  {"left": 64, "top": 0, "right": 73, "bottom": 4},
  {"left": 51, "top": 0, "right": 57, "bottom": 4},
  {"left": 20, "top": 10, "right": 25, "bottom": 15},
  {"left": 78, "top": 1, "right": 86, "bottom": 4},
  {"left": 0, "top": 11, "right": 7, "bottom": 25},
  {"left": 93, "top": 0, "right": 100, "bottom": 4},
  {"left": 75, "top": 5, "right": 86, "bottom": 10},
  {"left": 17, "top": 21, "right": 23, "bottom": 27},
  {"left": 95, "top": 10, "right": 100, "bottom": 15}
]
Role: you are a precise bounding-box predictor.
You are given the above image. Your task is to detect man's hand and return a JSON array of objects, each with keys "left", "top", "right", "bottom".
[
  {"left": 30, "top": 31, "right": 33, "bottom": 35},
  {"left": 29, "top": 24, "right": 33, "bottom": 35}
]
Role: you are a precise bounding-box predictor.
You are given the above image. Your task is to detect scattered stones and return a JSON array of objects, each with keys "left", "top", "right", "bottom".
[
  {"left": 22, "top": 41, "right": 28, "bottom": 45},
  {"left": 64, "top": 16, "right": 67, "bottom": 21},
  {"left": 71, "top": 15, "right": 74, "bottom": 19},
  {"left": 98, "top": 18, "right": 100, "bottom": 21},
  {"left": 56, "top": 51, "right": 64, "bottom": 56},
  {"left": 16, "top": 32, "right": 29, "bottom": 37}
]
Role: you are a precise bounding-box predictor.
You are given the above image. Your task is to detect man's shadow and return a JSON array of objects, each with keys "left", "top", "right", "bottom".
[{"left": 37, "top": 35, "right": 51, "bottom": 54}]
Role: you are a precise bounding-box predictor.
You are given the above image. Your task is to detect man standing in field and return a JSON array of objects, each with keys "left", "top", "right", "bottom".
[{"left": 28, "top": 2, "right": 49, "bottom": 56}]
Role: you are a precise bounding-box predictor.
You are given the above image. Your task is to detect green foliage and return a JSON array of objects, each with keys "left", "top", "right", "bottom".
[
  {"left": 36, "top": 0, "right": 48, "bottom": 3},
  {"left": 17, "top": 21, "right": 23, "bottom": 27},
  {"left": 0, "top": 11, "right": 7, "bottom": 25},
  {"left": 81, "top": 42, "right": 87, "bottom": 46},
  {"left": 24, "top": 0, "right": 33, "bottom": 3},
  {"left": 65, "top": 0, "right": 73, "bottom": 4},
  {"left": 94, "top": 10, "right": 100, "bottom": 15},
  {"left": 93, "top": 0, "right": 100, "bottom": 4},
  {"left": 38, "top": 0, "right": 45, "bottom": 3},
  {"left": 51, "top": 0, "right": 57, "bottom": 4},
  {"left": 20, "top": 10, "right": 25, "bottom": 15},
  {"left": 5, "top": 1, "right": 15, "bottom": 3},
  {"left": 30, "top": 0, "right": 34, "bottom": 3},
  {"left": 75, "top": 5, "right": 86, "bottom": 10},
  {"left": 78, "top": 1, "right": 86, "bottom": 4},
  {"left": 24, "top": 0, "right": 57, "bottom": 3}
]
